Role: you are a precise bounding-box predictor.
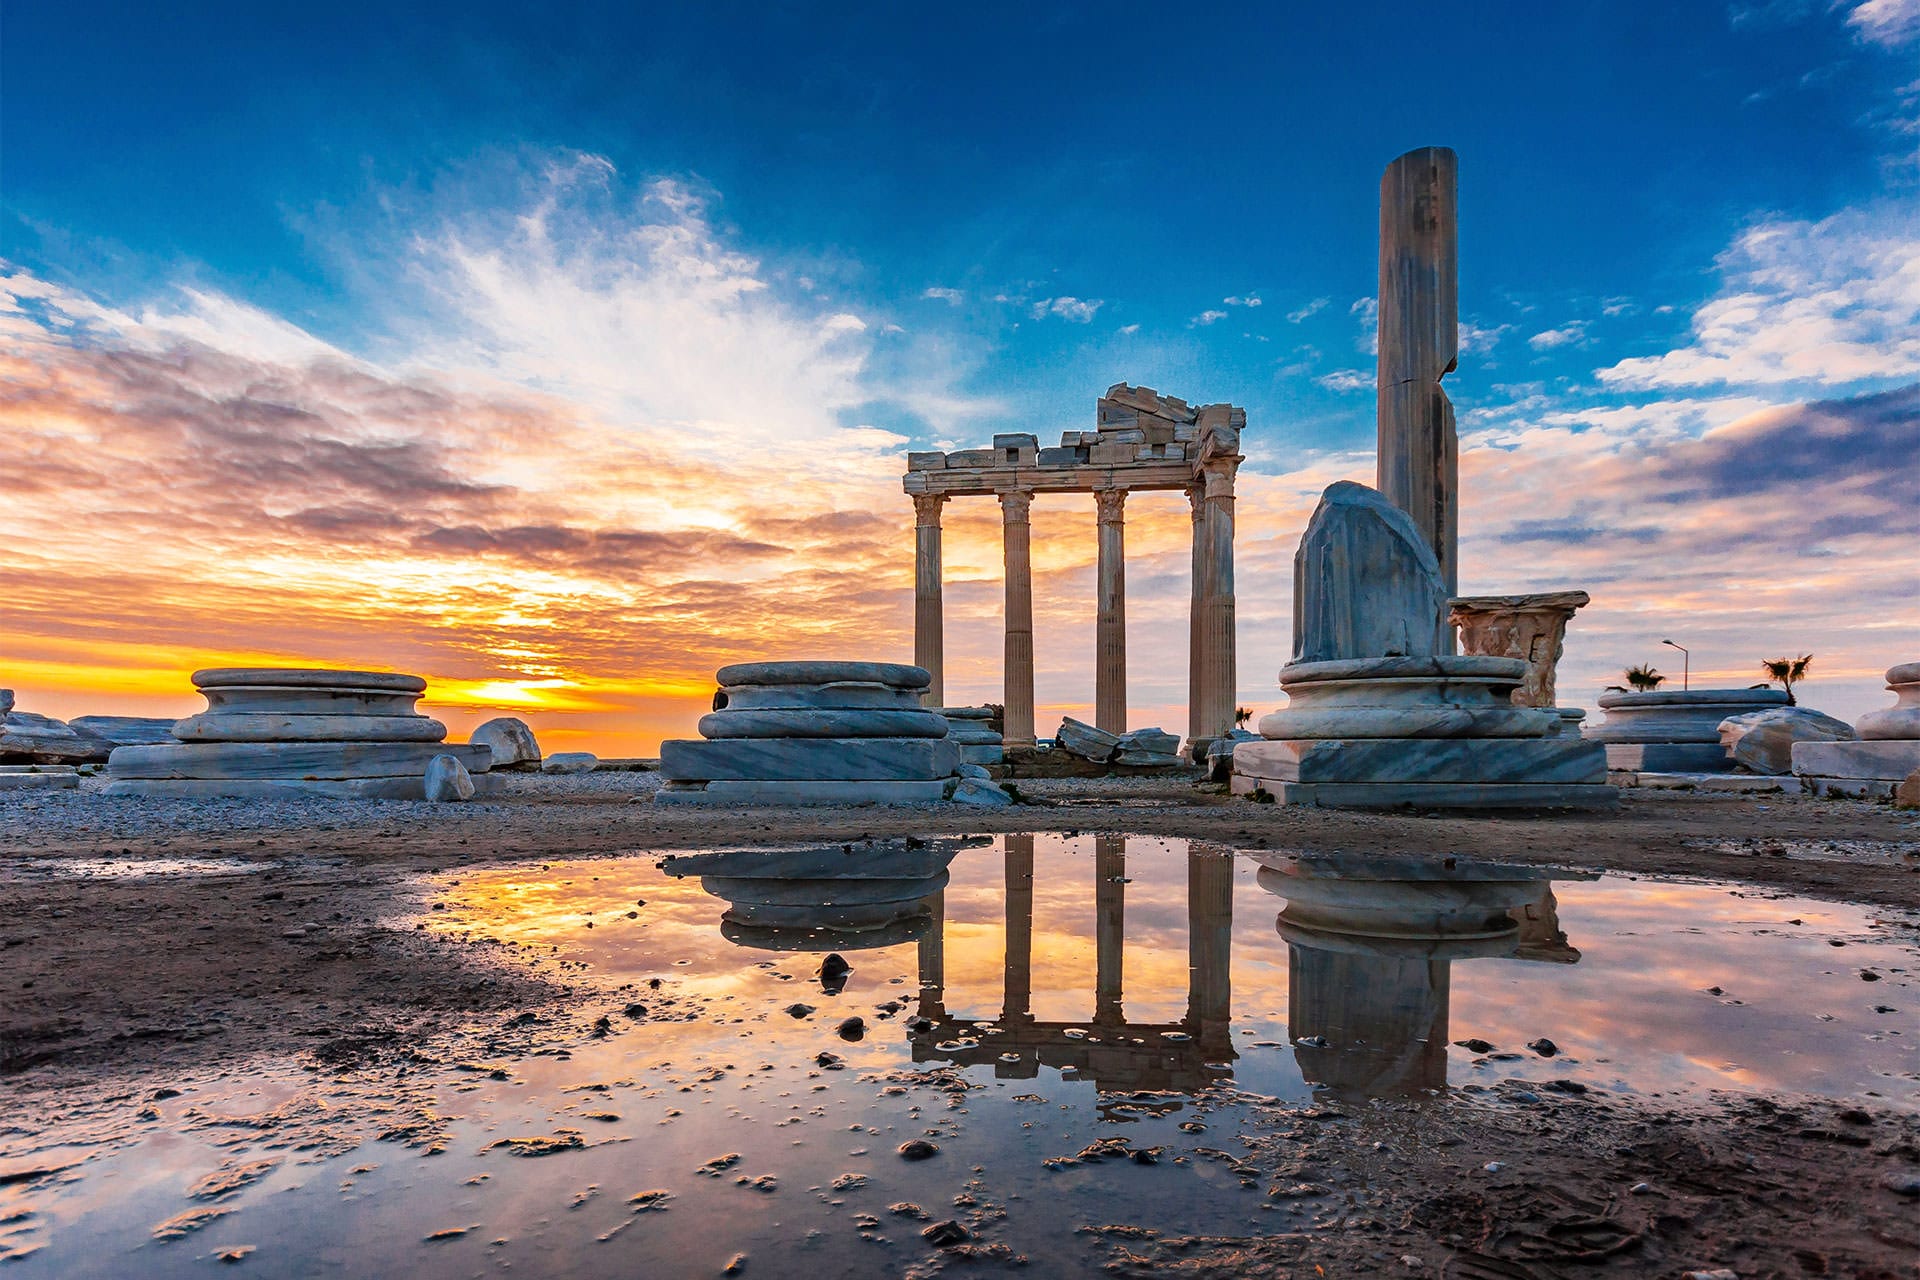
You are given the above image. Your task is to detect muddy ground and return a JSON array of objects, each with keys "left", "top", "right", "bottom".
[{"left": 3, "top": 777, "right": 1918, "bottom": 1276}]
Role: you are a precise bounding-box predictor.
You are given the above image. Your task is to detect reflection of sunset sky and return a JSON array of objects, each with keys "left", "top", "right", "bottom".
[{"left": 431, "top": 837, "right": 1919, "bottom": 1108}]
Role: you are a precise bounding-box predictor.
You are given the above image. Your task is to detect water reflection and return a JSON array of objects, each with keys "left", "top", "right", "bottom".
[{"left": 1256, "top": 852, "right": 1595, "bottom": 1096}]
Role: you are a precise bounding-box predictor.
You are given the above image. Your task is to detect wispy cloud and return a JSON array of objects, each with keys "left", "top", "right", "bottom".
[
  {"left": 1314, "top": 368, "right": 1371, "bottom": 393},
  {"left": 1528, "top": 321, "right": 1589, "bottom": 350},
  {"left": 1223, "top": 294, "right": 1262, "bottom": 308},
  {"left": 1191, "top": 309, "right": 1227, "bottom": 327},
  {"left": 1847, "top": 0, "right": 1920, "bottom": 45},
  {"left": 922, "top": 286, "right": 964, "bottom": 304},
  {"left": 1031, "top": 296, "right": 1103, "bottom": 322},
  {"left": 1597, "top": 204, "right": 1920, "bottom": 389},
  {"left": 1286, "top": 297, "right": 1330, "bottom": 323}
]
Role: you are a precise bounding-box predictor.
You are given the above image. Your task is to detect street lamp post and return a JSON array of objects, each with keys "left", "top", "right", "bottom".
[{"left": 1661, "top": 639, "right": 1689, "bottom": 691}]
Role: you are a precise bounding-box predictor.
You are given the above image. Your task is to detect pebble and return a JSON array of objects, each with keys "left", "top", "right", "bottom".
[
  {"left": 897, "top": 1139, "right": 938, "bottom": 1161},
  {"left": 785, "top": 1003, "right": 815, "bottom": 1019},
  {"left": 1681, "top": 1271, "right": 1738, "bottom": 1280},
  {"left": 836, "top": 1017, "right": 865, "bottom": 1042},
  {"left": 1882, "top": 1171, "right": 1920, "bottom": 1197},
  {"left": 1454, "top": 1038, "right": 1494, "bottom": 1053},
  {"left": 1483, "top": 1161, "right": 1505, "bottom": 1173},
  {"left": 623, "top": 1003, "right": 648, "bottom": 1020},
  {"left": 1629, "top": 1182, "right": 1653, "bottom": 1195},
  {"left": 1526, "top": 1037, "right": 1559, "bottom": 1057},
  {"left": 723, "top": 1253, "right": 748, "bottom": 1275},
  {"left": 922, "top": 1220, "right": 969, "bottom": 1247}
]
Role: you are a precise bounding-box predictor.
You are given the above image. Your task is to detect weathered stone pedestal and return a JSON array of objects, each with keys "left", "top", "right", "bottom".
[
  {"left": 1233, "top": 483, "right": 1612, "bottom": 810},
  {"left": 1256, "top": 851, "right": 1593, "bottom": 1096},
  {"left": 1585, "top": 688, "right": 1788, "bottom": 773},
  {"left": 104, "top": 669, "right": 496, "bottom": 800},
  {"left": 660, "top": 840, "right": 962, "bottom": 949},
  {"left": 1793, "top": 662, "right": 1920, "bottom": 798},
  {"left": 656, "top": 662, "right": 960, "bottom": 806}
]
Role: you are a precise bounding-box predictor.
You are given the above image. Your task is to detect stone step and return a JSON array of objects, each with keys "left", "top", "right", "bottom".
[
  {"left": 106, "top": 742, "right": 493, "bottom": 780},
  {"left": 660, "top": 737, "right": 959, "bottom": 783},
  {"left": 171, "top": 713, "right": 448, "bottom": 743},
  {"left": 697, "top": 709, "right": 950, "bottom": 740},
  {"left": 1236, "top": 736, "right": 1606, "bottom": 785}
]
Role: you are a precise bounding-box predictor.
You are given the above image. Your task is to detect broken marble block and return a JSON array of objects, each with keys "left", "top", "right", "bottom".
[
  {"left": 1793, "top": 661, "right": 1920, "bottom": 798},
  {"left": 656, "top": 662, "right": 959, "bottom": 806},
  {"left": 68, "top": 716, "right": 178, "bottom": 749},
  {"left": 935, "top": 706, "right": 1003, "bottom": 765},
  {"left": 1113, "top": 726, "right": 1186, "bottom": 767},
  {"left": 0, "top": 764, "right": 81, "bottom": 791},
  {"left": 1718, "top": 706, "right": 1853, "bottom": 775},
  {"left": 1236, "top": 483, "right": 1612, "bottom": 810},
  {"left": 0, "top": 706, "right": 113, "bottom": 764},
  {"left": 472, "top": 716, "right": 542, "bottom": 770},
  {"left": 1586, "top": 688, "right": 1789, "bottom": 773},
  {"left": 1055, "top": 717, "right": 1120, "bottom": 763},
  {"left": 103, "top": 668, "right": 498, "bottom": 800}
]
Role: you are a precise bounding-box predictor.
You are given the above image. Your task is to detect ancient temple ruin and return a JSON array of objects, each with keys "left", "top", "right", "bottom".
[{"left": 902, "top": 385, "right": 1244, "bottom": 751}]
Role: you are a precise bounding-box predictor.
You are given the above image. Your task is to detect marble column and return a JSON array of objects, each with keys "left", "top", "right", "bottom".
[
  {"left": 912, "top": 493, "right": 948, "bottom": 708},
  {"left": 1376, "top": 145, "right": 1460, "bottom": 611},
  {"left": 1095, "top": 488, "right": 1128, "bottom": 734},
  {"left": 916, "top": 888, "right": 946, "bottom": 1021},
  {"left": 1094, "top": 835, "right": 1126, "bottom": 1026},
  {"left": 1187, "top": 484, "right": 1207, "bottom": 744},
  {"left": 1002, "top": 834, "right": 1034, "bottom": 1026},
  {"left": 1199, "top": 460, "right": 1239, "bottom": 739},
  {"left": 1186, "top": 847, "right": 1235, "bottom": 1061},
  {"left": 999, "top": 490, "right": 1036, "bottom": 749}
]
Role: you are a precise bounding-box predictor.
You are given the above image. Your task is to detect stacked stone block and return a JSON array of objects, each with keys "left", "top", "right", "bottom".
[
  {"left": 937, "top": 706, "right": 1003, "bottom": 765},
  {"left": 104, "top": 668, "right": 496, "bottom": 800},
  {"left": 655, "top": 662, "right": 960, "bottom": 806}
]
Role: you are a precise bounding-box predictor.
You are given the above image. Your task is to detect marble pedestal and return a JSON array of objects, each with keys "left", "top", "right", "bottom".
[
  {"left": 661, "top": 842, "right": 959, "bottom": 945},
  {"left": 103, "top": 668, "right": 493, "bottom": 800},
  {"left": 1234, "top": 656, "right": 1613, "bottom": 810},
  {"left": 656, "top": 662, "right": 962, "bottom": 806},
  {"left": 1792, "top": 661, "right": 1920, "bottom": 798},
  {"left": 1585, "top": 688, "right": 1789, "bottom": 772}
]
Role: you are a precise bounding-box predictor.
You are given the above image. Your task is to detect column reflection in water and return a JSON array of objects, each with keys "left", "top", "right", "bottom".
[
  {"left": 1257, "top": 851, "right": 1592, "bottom": 1097},
  {"left": 911, "top": 836, "right": 1236, "bottom": 1095}
]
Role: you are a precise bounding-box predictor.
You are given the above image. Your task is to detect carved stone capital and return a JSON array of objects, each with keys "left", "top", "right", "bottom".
[
  {"left": 1095, "top": 487, "right": 1127, "bottom": 525},
  {"left": 1187, "top": 484, "right": 1206, "bottom": 522},
  {"left": 998, "top": 489, "right": 1033, "bottom": 522},
  {"left": 1201, "top": 457, "right": 1238, "bottom": 501},
  {"left": 912, "top": 492, "right": 948, "bottom": 528}
]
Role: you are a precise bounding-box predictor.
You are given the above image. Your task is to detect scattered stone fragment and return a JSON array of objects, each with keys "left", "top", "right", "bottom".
[
  {"left": 215, "top": 1245, "right": 255, "bottom": 1263},
  {"left": 542, "top": 752, "right": 599, "bottom": 775},
  {"left": 424, "top": 1225, "right": 475, "bottom": 1242},
  {"left": 922, "top": 1220, "right": 969, "bottom": 1247},
  {"left": 785, "top": 1003, "right": 816, "bottom": 1019},
  {"left": 1526, "top": 1037, "right": 1559, "bottom": 1057},
  {"left": 1882, "top": 1171, "right": 1920, "bottom": 1197},
  {"left": 815, "top": 1051, "right": 843, "bottom": 1068},
  {"left": 151, "top": 1207, "right": 232, "bottom": 1242},
  {"left": 836, "top": 1017, "right": 865, "bottom": 1042},
  {"left": 888, "top": 1202, "right": 929, "bottom": 1219},
  {"left": 1455, "top": 1039, "right": 1494, "bottom": 1053},
  {"left": 471, "top": 716, "right": 541, "bottom": 770},
  {"left": 629, "top": 1190, "right": 673, "bottom": 1211},
  {"left": 423, "top": 754, "right": 475, "bottom": 802},
  {"left": 623, "top": 1003, "right": 648, "bottom": 1019},
  {"left": 723, "top": 1252, "right": 748, "bottom": 1275},
  {"left": 897, "top": 1139, "right": 938, "bottom": 1161},
  {"left": 488, "top": 1131, "right": 586, "bottom": 1157}
]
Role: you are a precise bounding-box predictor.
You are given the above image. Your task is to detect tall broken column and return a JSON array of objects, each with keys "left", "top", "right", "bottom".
[
  {"left": 1376, "top": 146, "right": 1460, "bottom": 628},
  {"left": 1000, "top": 489, "right": 1037, "bottom": 749}
]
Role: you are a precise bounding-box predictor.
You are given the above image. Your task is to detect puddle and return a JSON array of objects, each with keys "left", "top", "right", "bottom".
[{"left": 6, "top": 835, "right": 1916, "bottom": 1276}]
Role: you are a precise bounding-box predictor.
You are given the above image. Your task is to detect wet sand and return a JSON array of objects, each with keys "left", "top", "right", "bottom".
[{"left": 4, "top": 778, "right": 1918, "bottom": 1276}]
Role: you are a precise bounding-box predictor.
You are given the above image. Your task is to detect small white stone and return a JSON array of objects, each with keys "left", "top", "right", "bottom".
[
  {"left": 950, "top": 778, "right": 1012, "bottom": 807},
  {"left": 423, "top": 754, "right": 475, "bottom": 802},
  {"left": 542, "top": 752, "right": 600, "bottom": 774}
]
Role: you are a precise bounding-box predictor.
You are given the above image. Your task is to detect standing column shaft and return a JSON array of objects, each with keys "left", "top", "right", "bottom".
[
  {"left": 1094, "top": 835, "right": 1126, "bottom": 1025},
  {"left": 1186, "top": 847, "right": 1235, "bottom": 1060},
  {"left": 912, "top": 493, "right": 947, "bottom": 707},
  {"left": 1094, "top": 488, "right": 1128, "bottom": 734},
  {"left": 1377, "top": 145, "right": 1460, "bottom": 611},
  {"left": 1000, "top": 490, "right": 1036, "bottom": 748},
  {"left": 1001, "top": 834, "right": 1035, "bottom": 1025},
  {"left": 916, "top": 888, "right": 946, "bottom": 1021},
  {"left": 1187, "top": 485, "right": 1207, "bottom": 743},
  {"left": 1199, "top": 462, "right": 1238, "bottom": 738}
]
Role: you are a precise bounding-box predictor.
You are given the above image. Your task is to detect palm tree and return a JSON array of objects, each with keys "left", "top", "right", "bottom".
[
  {"left": 1234, "top": 706, "right": 1253, "bottom": 729},
  {"left": 1624, "top": 664, "right": 1665, "bottom": 692},
  {"left": 1760, "top": 655, "right": 1813, "bottom": 705}
]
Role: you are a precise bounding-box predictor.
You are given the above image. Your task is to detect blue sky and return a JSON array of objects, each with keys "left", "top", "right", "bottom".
[{"left": 3, "top": 1, "right": 1917, "bottom": 746}]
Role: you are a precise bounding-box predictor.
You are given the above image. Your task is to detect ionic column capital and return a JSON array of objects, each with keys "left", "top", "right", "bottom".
[
  {"left": 998, "top": 489, "right": 1033, "bottom": 522},
  {"left": 1095, "top": 487, "right": 1127, "bottom": 526},
  {"left": 912, "top": 492, "right": 948, "bottom": 527}
]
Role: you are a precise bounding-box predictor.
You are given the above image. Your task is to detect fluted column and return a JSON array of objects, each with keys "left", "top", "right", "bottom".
[
  {"left": 1187, "top": 484, "right": 1207, "bottom": 743},
  {"left": 1199, "top": 459, "right": 1239, "bottom": 739},
  {"left": 916, "top": 888, "right": 946, "bottom": 1021},
  {"left": 912, "top": 493, "right": 947, "bottom": 707},
  {"left": 1094, "top": 488, "right": 1127, "bottom": 734},
  {"left": 1377, "top": 145, "right": 1460, "bottom": 609},
  {"left": 1186, "top": 847, "right": 1235, "bottom": 1061},
  {"left": 999, "top": 489, "right": 1036, "bottom": 748},
  {"left": 1001, "top": 834, "right": 1035, "bottom": 1026},
  {"left": 1094, "top": 835, "right": 1126, "bottom": 1025}
]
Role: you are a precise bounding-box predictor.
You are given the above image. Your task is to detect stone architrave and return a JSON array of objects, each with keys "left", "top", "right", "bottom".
[
  {"left": 1376, "top": 146, "right": 1460, "bottom": 611},
  {"left": 913, "top": 493, "right": 948, "bottom": 707},
  {"left": 1448, "top": 592, "right": 1590, "bottom": 709},
  {"left": 1292, "top": 481, "right": 1450, "bottom": 663},
  {"left": 1094, "top": 488, "right": 1128, "bottom": 734}
]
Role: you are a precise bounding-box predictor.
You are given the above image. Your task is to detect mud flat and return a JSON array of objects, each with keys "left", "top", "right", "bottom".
[{"left": 2, "top": 781, "right": 1917, "bottom": 1276}]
